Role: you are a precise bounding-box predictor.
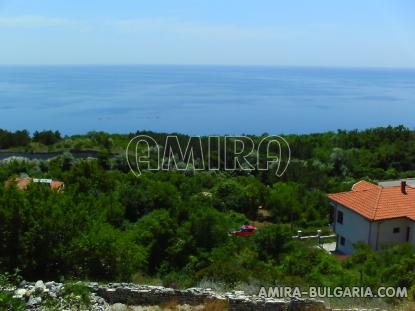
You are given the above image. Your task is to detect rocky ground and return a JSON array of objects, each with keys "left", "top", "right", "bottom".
[
  {"left": 3, "top": 280, "right": 108, "bottom": 310},
  {"left": 1, "top": 279, "right": 227, "bottom": 310},
  {"left": 1, "top": 280, "right": 327, "bottom": 311},
  {"left": 1, "top": 280, "right": 397, "bottom": 311},
  {"left": 1, "top": 279, "right": 210, "bottom": 311}
]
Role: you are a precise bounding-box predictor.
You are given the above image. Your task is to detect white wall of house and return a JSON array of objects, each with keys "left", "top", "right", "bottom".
[
  {"left": 331, "top": 201, "right": 415, "bottom": 254},
  {"left": 371, "top": 218, "right": 413, "bottom": 249},
  {"left": 332, "top": 202, "right": 371, "bottom": 255}
]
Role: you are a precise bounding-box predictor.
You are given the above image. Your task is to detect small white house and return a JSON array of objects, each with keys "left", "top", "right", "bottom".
[{"left": 328, "top": 180, "right": 415, "bottom": 254}]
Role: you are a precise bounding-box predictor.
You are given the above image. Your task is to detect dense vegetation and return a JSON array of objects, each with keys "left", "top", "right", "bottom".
[{"left": 1, "top": 126, "right": 415, "bottom": 304}]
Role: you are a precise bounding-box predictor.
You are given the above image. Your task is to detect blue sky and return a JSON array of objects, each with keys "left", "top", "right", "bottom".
[{"left": 0, "top": 0, "right": 414, "bottom": 67}]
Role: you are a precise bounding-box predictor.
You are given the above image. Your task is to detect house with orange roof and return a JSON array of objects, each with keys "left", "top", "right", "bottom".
[
  {"left": 5, "top": 177, "right": 64, "bottom": 192},
  {"left": 328, "top": 180, "right": 415, "bottom": 254}
]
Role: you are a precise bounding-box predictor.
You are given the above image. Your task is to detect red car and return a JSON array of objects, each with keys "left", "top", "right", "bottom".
[{"left": 231, "top": 224, "right": 257, "bottom": 236}]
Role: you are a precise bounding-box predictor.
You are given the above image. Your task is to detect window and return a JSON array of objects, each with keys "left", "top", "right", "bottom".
[
  {"left": 393, "top": 227, "right": 400, "bottom": 234},
  {"left": 340, "top": 236, "right": 345, "bottom": 246},
  {"left": 337, "top": 210, "right": 343, "bottom": 224}
]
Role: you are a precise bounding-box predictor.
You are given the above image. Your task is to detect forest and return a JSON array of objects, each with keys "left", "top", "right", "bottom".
[{"left": 1, "top": 126, "right": 415, "bottom": 306}]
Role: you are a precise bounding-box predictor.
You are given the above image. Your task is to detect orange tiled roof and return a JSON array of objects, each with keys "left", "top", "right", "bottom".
[
  {"left": 5, "top": 178, "right": 64, "bottom": 191},
  {"left": 328, "top": 180, "right": 415, "bottom": 221},
  {"left": 4, "top": 177, "right": 33, "bottom": 190},
  {"left": 50, "top": 181, "right": 64, "bottom": 190},
  {"left": 352, "top": 180, "right": 380, "bottom": 191}
]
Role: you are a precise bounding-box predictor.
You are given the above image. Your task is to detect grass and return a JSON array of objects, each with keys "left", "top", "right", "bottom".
[
  {"left": 0, "top": 291, "right": 26, "bottom": 311},
  {"left": 160, "top": 300, "right": 179, "bottom": 309},
  {"left": 202, "top": 300, "right": 228, "bottom": 311},
  {"left": 61, "top": 282, "right": 92, "bottom": 308},
  {"left": 0, "top": 270, "right": 23, "bottom": 288},
  {"left": 131, "top": 273, "right": 163, "bottom": 286},
  {"left": 325, "top": 296, "right": 414, "bottom": 310},
  {"left": 41, "top": 282, "right": 93, "bottom": 311},
  {"left": 159, "top": 299, "right": 228, "bottom": 311}
]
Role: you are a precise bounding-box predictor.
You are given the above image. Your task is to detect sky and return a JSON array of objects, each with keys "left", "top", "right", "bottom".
[{"left": 0, "top": 0, "right": 414, "bottom": 67}]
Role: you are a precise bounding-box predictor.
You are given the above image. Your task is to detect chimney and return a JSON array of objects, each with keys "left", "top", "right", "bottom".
[{"left": 401, "top": 180, "right": 407, "bottom": 194}]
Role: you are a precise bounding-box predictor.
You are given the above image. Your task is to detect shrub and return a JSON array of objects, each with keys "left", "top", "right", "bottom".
[
  {"left": 0, "top": 291, "right": 26, "bottom": 311},
  {"left": 61, "top": 282, "right": 91, "bottom": 307}
]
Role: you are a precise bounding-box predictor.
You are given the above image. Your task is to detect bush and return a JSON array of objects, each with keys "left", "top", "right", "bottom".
[
  {"left": 67, "top": 222, "right": 147, "bottom": 280},
  {"left": 61, "top": 282, "right": 91, "bottom": 307},
  {"left": 0, "top": 291, "right": 26, "bottom": 311},
  {"left": 254, "top": 224, "right": 292, "bottom": 260},
  {"left": 33, "top": 130, "right": 61, "bottom": 146}
]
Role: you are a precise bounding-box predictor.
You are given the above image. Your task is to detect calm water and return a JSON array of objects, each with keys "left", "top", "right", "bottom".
[{"left": 0, "top": 65, "right": 414, "bottom": 135}]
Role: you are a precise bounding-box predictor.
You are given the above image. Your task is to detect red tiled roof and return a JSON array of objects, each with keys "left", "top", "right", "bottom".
[
  {"left": 328, "top": 180, "right": 415, "bottom": 221},
  {"left": 4, "top": 177, "right": 33, "bottom": 190},
  {"left": 5, "top": 178, "right": 64, "bottom": 192},
  {"left": 50, "top": 181, "right": 64, "bottom": 190},
  {"left": 352, "top": 180, "right": 380, "bottom": 191}
]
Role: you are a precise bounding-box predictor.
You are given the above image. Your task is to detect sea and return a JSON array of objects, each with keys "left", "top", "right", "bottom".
[{"left": 0, "top": 65, "right": 414, "bottom": 135}]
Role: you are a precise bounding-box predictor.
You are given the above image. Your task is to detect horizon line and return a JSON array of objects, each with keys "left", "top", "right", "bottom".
[
  {"left": 0, "top": 63, "right": 415, "bottom": 70},
  {"left": 1, "top": 124, "right": 413, "bottom": 138}
]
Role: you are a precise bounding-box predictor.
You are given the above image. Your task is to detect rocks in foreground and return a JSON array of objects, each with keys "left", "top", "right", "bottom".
[
  {"left": 2, "top": 280, "right": 107, "bottom": 311},
  {"left": 1, "top": 280, "right": 330, "bottom": 310},
  {"left": 94, "top": 282, "right": 329, "bottom": 311},
  {"left": 94, "top": 283, "right": 329, "bottom": 311}
]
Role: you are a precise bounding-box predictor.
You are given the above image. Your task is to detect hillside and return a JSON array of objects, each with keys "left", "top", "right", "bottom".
[{"left": 1, "top": 126, "right": 415, "bottom": 309}]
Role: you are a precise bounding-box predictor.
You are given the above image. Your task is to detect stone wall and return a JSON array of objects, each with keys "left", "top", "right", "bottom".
[{"left": 93, "top": 283, "right": 329, "bottom": 311}]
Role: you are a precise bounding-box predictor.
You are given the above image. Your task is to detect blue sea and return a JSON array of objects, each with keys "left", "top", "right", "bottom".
[{"left": 0, "top": 65, "right": 414, "bottom": 135}]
